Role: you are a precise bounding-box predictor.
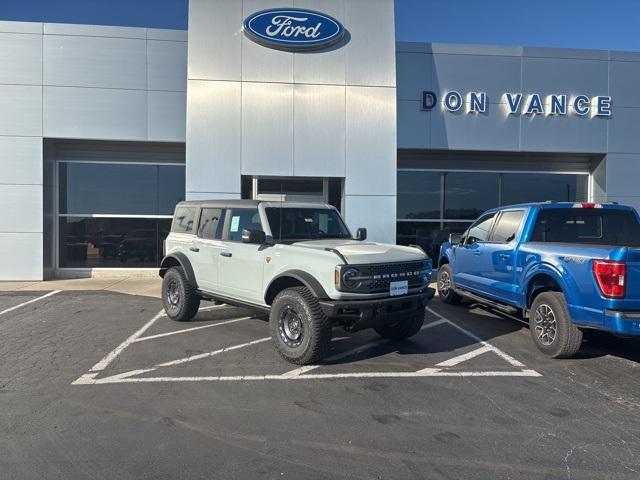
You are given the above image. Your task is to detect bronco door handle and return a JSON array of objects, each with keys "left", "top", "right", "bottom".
[
  {"left": 220, "top": 252, "right": 232, "bottom": 258},
  {"left": 189, "top": 246, "right": 200, "bottom": 252},
  {"left": 499, "top": 253, "right": 510, "bottom": 259}
]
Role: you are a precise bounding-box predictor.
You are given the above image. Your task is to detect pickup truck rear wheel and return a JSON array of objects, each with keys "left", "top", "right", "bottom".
[
  {"left": 270, "top": 287, "right": 332, "bottom": 365},
  {"left": 530, "top": 291, "right": 583, "bottom": 358},
  {"left": 161, "top": 266, "right": 200, "bottom": 322},
  {"left": 437, "top": 264, "right": 462, "bottom": 304},
  {"left": 374, "top": 311, "right": 425, "bottom": 340}
]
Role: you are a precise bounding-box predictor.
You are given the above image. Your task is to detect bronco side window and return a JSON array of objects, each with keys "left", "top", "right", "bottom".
[
  {"left": 225, "top": 208, "right": 262, "bottom": 242},
  {"left": 198, "top": 208, "right": 225, "bottom": 240},
  {"left": 171, "top": 207, "right": 196, "bottom": 234}
]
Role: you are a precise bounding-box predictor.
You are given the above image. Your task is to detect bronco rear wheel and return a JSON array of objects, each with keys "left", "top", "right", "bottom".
[
  {"left": 269, "top": 287, "right": 331, "bottom": 365},
  {"left": 161, "top": 266, "right": 200, "bottom": 322},
  {"left": 374, "top": 311, "right": 425, "bottom": 340}
]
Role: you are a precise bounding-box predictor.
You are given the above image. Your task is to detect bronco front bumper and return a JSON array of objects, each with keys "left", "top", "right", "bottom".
[{"left": 319, "top": 287, "right": 436, "bottom": 332}]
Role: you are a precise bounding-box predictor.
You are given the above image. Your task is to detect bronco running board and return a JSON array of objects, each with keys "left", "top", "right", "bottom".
[{"left": 454, "top": 288, "right": 518, "bottom": 314}]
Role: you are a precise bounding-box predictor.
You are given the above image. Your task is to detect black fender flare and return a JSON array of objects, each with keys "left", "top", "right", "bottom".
[
  {"left": 265, "top": 270, "right": 329, "bottom": 304},
  {"left": 159, "top": 252, "right": 198, "bottom": 288}
]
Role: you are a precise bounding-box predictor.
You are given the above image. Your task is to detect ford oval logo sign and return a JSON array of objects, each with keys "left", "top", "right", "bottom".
[{"left": 243, "top": 8, "right": 345, "bottom": 52}]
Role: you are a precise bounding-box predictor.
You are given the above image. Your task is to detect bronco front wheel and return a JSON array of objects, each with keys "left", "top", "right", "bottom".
[{"left": 269, "top": 287, "right": 332, "bottom": 365}]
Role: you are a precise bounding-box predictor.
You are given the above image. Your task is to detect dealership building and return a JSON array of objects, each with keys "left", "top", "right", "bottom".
[{"left": 1, "top": 0, "right": 639, "bottom": 280}]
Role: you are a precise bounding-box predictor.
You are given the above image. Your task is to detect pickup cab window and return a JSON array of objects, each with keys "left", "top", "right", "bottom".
[
  {"left": 464, "top": 213, "right": 496, "bottom": 245},
  {"left": 491, "top": 210, "right": 525, "bottom": 243},
  {"left": 531, "top": 208, "right": 640, "bottom": 246}
]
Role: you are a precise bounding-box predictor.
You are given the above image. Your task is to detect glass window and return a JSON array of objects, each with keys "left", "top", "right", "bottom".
[
  {"left": 397, "top": 221, "right": 470, "bottom": 260},
  {"left": 158, "top": 166, "right": 187, "bottom": 214},
  {"left": 531, "top": 208, "right": 640, "bottom": 246},
  {"left": 465, "top": 213, "right": 496, "bottom": 245},
  {"left": 501, "top": 173, "right": 588, "bottom": 206},
  {"left": 265, "top": 207, "right": 351, "bottom": 242},
  {"left": 397, "top": 171, "right": 441, "bottom": 219},
  {"left": 172, "top": 207, "right": 196, "bottom": 233},
  {"left": 198, "top": 208, "right": 225, "bottom": 240},
  {"left": 58, "top": 217, "right": 171, "bottom": 268},
  {"left": 444, "top": 172, "right": 500, "bottom": 220},
  {"left": 59, "top": 163, "right": 185, "bottom": 215},
  {"left": 226, "top": 208, "right": 262, "bottom": 241},
  {"left": 491, "top": 210, "right": 525, "bottom": 243},
  {"left": 259, "top": 178, "right": 323, "bottom": 195}
]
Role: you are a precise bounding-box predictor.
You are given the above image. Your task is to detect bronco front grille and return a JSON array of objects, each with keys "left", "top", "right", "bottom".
[{"left": 341, "top": 261, "right": 429, "bottom": 293}]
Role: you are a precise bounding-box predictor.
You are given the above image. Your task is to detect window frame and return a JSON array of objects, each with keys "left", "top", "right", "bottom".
[
  {"left": 489, "top": 209, "right": 526, "bottom": 244},
  {"left": 55, "top": 159, "right": 185, "bottom": 271},
  {"left": 463, "top": 212, "right": 498, "bottom": 246},
  {"left": 222, "top": 208, "right": 263, "bottom": 243},
  {"left": 197, "top": 207, "right": 225, "bottom": 241}
]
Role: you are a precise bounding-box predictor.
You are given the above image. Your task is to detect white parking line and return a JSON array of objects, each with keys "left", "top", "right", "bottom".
[
  {"left": 73, "top": 304, "right": 542, "bottom": 386},
  {"left": 434, "top": 345, "right": 494, "bottom": 367},
  {"left": 0, "top": 290, "right": 60, "bottom": 317},
  {"left": 426, "top": 307, "right": 526, "bottom": 368},
  {"left": 281, "top": 318, "right": 449, "bottom": 378},
  {"left": 134, "top": 316, "right": 253, "bottom": 342},
  {"left": 155, "top": 337, "right": 271, "bottom": 368}
]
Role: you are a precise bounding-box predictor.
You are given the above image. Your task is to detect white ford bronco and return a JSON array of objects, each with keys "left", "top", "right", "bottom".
[{"left": 160, "top": 200, "right": 434, "bottom": 364}]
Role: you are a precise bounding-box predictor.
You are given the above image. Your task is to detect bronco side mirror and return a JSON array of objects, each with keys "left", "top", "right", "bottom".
[
  {"left": 355, "top": 228, "right": 367, "bottom": 241},
  {"left": 449, "top": 233, "right": 463, "bottom": 245},
  {"left": 242, "top": 229, "right": 266, "bottom": 244}
]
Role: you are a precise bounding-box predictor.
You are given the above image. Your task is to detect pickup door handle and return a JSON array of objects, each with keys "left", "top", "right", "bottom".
[
  {"left": 189, "top": 246, "right": 200, "bottom": 253},
  {"left": 220, "top": 252, "right": 232, "bottom": 258},
  {"left": 472, "top": 250, "right": 482, "bottom": 256},
  {"left": 499, "top": 253, "right": 510, "bottom": 259}
]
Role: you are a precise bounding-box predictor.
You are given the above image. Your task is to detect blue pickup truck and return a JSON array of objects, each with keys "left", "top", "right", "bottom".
[{"left": 437, "top": 202, "right": 640, "bottom": 358}]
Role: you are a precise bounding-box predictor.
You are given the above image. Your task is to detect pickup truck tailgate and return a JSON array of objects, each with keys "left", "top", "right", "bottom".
[{"left": 622, "top": 248, "right": 640, "bottom": 308}]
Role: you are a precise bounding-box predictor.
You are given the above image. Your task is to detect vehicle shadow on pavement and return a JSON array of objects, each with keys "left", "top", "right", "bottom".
[
  {"left": 318, "top": 304, "right": 525, "bottom": 366},
  {"left": 577, "top": 330, "right": 640, "bottom": 363},
  {"left": 439, "top": 300, "right": 640, "bottom": 365}
]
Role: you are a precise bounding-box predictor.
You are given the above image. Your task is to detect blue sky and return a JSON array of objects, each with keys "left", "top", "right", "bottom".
[{"left": 1, "top": 0, "right": 639, "bottom": 51}]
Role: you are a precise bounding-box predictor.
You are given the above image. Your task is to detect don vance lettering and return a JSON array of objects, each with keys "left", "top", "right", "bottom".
[{"left": 421, "top": 90, "right": 612, "bottom": 117}]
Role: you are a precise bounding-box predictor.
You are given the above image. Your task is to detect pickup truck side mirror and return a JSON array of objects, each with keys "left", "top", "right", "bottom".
[
  {"left": 242, "top": 228, "right": 266, "bottom": 244},
  {"left": 449, "top": 233, "right": 463, "bottom": 245},
  {"left": 355, "top": 228, "right": 367, "bottom": 241}
]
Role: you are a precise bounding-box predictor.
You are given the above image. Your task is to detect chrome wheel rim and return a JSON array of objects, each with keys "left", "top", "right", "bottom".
[
  {"left": 438, "top": 270, "right": 452, "bottom": 296},
  {"left": 166, "top": 280, "right": 180, "bottom": 308},
  {"left": 534, "top": 304, "right": 557, "bottom": 346},
  {"left": 278, "top": 305, "right": 304, "bottom": 348}
]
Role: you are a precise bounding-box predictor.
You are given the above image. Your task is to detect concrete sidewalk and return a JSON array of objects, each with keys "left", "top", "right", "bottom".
[{"left": 0, "top": 277, "right": 162, "bottom": 298}]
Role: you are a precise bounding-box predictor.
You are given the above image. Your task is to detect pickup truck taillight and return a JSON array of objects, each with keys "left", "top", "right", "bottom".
[{"left": 592, "top": 260, "right": 626, "bottom": 298}]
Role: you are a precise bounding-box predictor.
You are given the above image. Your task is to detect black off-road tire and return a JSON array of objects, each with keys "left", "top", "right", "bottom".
[
  {"left": 161, "top": 266, "right": 200, "bottom": 322},
  {"left": 530, "top": 291, "right": 583, "bottom": 358},
  {"left": 374, "top": 311, "right": 425, "bottom": 340},
  {"left": 269, "top": 287, "right": 332, "bottom": 365},
  {"left": 437, "top": 264, "right": 462, "bottom": 305}
]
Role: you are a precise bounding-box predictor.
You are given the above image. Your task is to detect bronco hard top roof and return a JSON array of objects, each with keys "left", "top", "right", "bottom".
[{"left": 174, "top": 200, "right": 333, "bottom": 210}]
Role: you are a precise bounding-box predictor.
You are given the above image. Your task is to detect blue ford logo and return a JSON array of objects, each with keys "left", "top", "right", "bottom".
[{"left": 243, "top": 8, "right": 345, "bottom": 51}]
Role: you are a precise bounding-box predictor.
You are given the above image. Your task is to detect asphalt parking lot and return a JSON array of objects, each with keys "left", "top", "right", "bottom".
[{"left": 2, "top": 289, "right": 640, "bottom": 479}]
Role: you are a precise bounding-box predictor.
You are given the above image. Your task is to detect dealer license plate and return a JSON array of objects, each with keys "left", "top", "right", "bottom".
[{"left": 389, "top": 280, "right": 408, "bottom": 297}]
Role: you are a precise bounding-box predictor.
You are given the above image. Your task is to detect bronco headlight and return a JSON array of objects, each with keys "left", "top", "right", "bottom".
[{"left": 341, "top": 267, "right": 361, "bottom": 290}]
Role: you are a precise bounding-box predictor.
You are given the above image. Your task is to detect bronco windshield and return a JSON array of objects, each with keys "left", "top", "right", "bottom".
[{"left": 265, "top": 207, "right": 351, "bottom": 242}]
